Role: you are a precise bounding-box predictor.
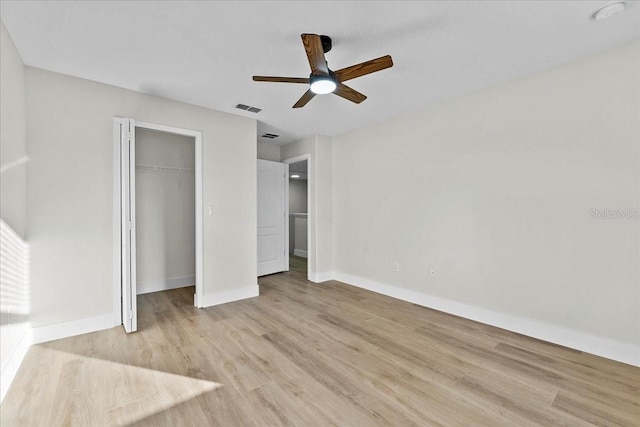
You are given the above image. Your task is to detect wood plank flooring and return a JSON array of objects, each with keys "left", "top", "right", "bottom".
[{"left": 2, "top": 256, "right": 638, "bottom": 426}]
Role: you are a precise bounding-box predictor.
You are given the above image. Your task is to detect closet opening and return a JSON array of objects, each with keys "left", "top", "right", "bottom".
[
  {"left": 288, "top": 159, "right": 308, "bottom": 278},
  {"left": 114, "top": 118, "right": 203, "bottom": 333},
  {"left": 135, "top": 128, "right": 196, "bottom": 326}
]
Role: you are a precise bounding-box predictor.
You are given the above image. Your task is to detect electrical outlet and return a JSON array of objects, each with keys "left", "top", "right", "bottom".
[
  {"left": 394, "top": 262, "right": 400, "bottom": 272},
  {"left": 430, "top": 268, "right": 435, "bottom": 277}
]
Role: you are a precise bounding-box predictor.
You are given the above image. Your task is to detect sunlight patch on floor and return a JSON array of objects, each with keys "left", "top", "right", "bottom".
[{"left": 2, "top": 346, "right": 222, "bottom": 426}]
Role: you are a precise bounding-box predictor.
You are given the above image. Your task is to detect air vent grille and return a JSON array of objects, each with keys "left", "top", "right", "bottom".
[
  {"left": 235, "top": 103, "right": 262, "bottom": 113},
  {"left": 260, "top": 133, "right": 280, "bottom": 139}
]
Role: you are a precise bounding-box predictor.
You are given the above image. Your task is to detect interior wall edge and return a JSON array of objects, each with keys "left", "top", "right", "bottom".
[
  {"left": 0, "top": 326, "right": 31, "bottom": 403},
  {"left": 1, "top": 311, "right": 117, "bottom": 403},
  {"left": 198, "top": 284, "right": 259, "bottom": 308},
  {"left": 30, "top": 313, "right": 116, "bottom": 345},
  {"left": 257, "top": 141, "right": 281, "bottom": 162},
  {"left": 136, "top": 275, "right": 196, "bottom": 296},
  {"left": 310, "top": 271, "right": 335, "bottom": 284},
  {"left": 333, "top": 271, "right": 640, "bottom": 367},
  {"left": 293, "top": 249, "right": 308, "bottom": 258}
]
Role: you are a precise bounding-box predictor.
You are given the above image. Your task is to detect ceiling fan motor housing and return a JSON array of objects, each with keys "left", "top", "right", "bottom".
[{"left": 320, "top": 35, "right": 332, "bottom": 53}]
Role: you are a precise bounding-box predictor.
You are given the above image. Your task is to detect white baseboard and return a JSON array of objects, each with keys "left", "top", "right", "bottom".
[
  {"left": 293, "top": 249, "right": 308, "bottom": 258},
  {"left": 1, "top": 325, "right": 32, "bottom": 403},
  {"left": 199, "top": 285, "right": 259, "bottom": 308},
  {"left": 334, "top": 272, "right": 640, "bottom": 367},
  {"left": 137, "top": 275, "right": 195, "bottom": 295},
  {"left": 2, "top": 314, "right": 117, "bottom": 403},
  {"left": 31, "top": 313, "right": 116, "bottom": 345},
  {"left": 309, "top": 270, "right": 335, "bottom": 283}
]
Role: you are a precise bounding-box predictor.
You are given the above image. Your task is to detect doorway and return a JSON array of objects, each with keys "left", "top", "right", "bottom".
[
  {"left": 288, "top": 159, "right": 308, "bottom": 278},
  {"left": 113, "top": 118, "right": 204, "bottom": 333},
  {"left": 135, "top": 127, "right": 195, "bottom": 303}
]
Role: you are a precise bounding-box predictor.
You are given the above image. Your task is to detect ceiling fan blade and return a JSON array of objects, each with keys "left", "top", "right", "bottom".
[
  {"left": 293, "top": 89, "right": 316, "bottom": 108},
  {"left": 253, "top": 76, "right": 309, "bottom": 84},
  {"left": 334, "top": 55, "right": 393, "bottom": 82},
  {"left": 333, "top": 83, "right": 367, "bottom": 104},
  {"left": 301, "top": 34, "right": 329, "bottom": 75}
]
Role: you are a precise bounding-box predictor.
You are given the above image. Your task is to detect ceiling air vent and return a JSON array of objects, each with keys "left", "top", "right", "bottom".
[
  {"left": 235, "top": 103, "right": 261, "bottom": 113},
  {"left": 260, "top": 133, "right": 280, "bottom": 139}
]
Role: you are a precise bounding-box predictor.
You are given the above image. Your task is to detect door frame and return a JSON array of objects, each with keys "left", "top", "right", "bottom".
[
  {"left": 282, "top": 154, "right": 312, "bottom": 281},
  {"left": 113, "top": 118, "right": 204, "bottom": 328}
]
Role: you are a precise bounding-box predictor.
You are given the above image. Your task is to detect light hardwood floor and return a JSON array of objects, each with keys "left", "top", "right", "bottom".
[{"left": 2, "top": 256, "right": 638, "bottom": 426}]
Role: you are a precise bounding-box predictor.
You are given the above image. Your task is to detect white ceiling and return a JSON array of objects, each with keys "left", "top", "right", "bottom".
[{"left": 1, "top": 1, "right": 638, "bottom": 145}]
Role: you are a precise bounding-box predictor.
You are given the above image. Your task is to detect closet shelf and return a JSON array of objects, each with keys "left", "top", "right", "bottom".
[{"left": 136, "top": 164, "right": 194, "bottom": 173}]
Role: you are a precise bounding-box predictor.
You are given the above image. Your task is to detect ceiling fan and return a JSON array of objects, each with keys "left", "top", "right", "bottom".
[{"left": 253, "top": 34, "right": 393, "bottom": 108}]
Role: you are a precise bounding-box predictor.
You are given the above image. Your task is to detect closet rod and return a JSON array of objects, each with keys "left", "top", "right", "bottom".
[{"left": 135, "top": 163, "right": 195, "bottom": 173}]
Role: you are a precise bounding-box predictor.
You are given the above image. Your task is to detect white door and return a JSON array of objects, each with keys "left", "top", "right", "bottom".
[
  {"left": 120, "top": 118, "right": 137, "bottom": 332},
  {"left": 257, "top": 159, "right": 288, "bottom": 276}
]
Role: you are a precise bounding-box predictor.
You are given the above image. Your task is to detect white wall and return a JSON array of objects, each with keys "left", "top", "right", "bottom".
[
  {"left": 26, "top": 67, "right": 257, "bottom": 328},
  {"left": 0, "top": 21, "right": 30, "bottom": 401},
  {"left": 257, "top": 142, "right": 280, "bottom": 161},
  {"left": 293, "top": 216, "right": 308, "bottom": 256},
  {"left": 315, "top": 135, "right": 333, "bottom": 279},
  {"left": 0, "top": 22, "right": 26, "bottom": 238},
  {"left": 135, "top": 129, "right": 195, "bottom": 294},
  {"left": 289, "top": 179, "right": 307, "bottom": 214},
  {"left": 281, "top": 135, "right": 333, "bottom": 281},
  {"left": 333, "top": 41, "right": 640, "bottom": 364},
  {"left": 288, "top": 178, "right": 307, "bottom": 256}
]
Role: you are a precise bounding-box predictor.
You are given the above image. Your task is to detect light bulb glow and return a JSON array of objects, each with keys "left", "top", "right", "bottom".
[
  {"left": 291, "top": 174, "right": 300, "bottom": 178},
  {"left": 309, "top": 76, "right": 337, "bottom": 94}
]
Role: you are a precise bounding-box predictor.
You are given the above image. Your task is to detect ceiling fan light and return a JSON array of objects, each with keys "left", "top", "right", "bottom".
[{"left": 309, "top": 75, "right": 336, "bottom": 94}]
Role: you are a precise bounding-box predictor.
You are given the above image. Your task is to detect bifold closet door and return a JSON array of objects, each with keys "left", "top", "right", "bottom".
[{"left": 119, "top": 118, "right": 137, "bottom": 333}]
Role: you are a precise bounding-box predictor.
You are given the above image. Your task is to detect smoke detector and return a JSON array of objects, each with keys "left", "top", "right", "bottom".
[{"left": 593, "top": 2, "right": 625, "bottom": 20}]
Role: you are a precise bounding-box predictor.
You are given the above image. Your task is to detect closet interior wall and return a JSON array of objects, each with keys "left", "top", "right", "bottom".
[
  {"left": 135, "top": 128, "right": 195, "bottom": 295},
  {"left": 289, "top": 161, "right": 308, "bottom": 258}
]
